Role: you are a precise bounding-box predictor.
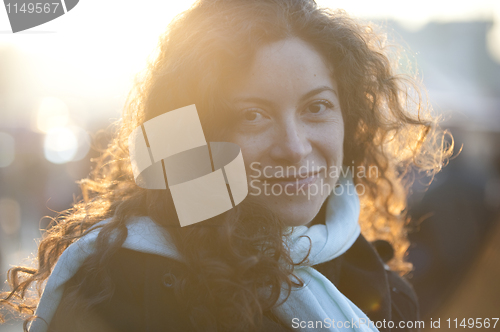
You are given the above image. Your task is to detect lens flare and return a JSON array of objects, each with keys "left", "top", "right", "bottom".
[{"left": 44, "top": 127, "right": 78, "bottom": 164}]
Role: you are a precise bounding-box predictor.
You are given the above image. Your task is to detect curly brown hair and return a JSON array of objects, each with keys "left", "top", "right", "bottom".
[{"left": 1, "top": 0, "right": 453, "bottom": 331}]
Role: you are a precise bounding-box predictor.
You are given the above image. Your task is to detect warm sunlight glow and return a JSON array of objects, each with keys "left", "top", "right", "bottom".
[
  {"left": 35, "top": 97, "right": 70, "bottom": 133},
  {"left": 44, "top": 127, "right": 78, "bottom": 164},
  {"left": 43, "top": 125, "right": 91, "bottom": 164}
]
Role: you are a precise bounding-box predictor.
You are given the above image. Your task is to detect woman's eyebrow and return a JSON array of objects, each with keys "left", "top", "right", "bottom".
[
  {"left": 300, "top": 86, "right": 338, "bottom": 102},
  {"left": 232, "top": 96, "right": 276, "bottom": 108},
  {"left": 233, "top": 86, "right": 338, "bottom": 106}
]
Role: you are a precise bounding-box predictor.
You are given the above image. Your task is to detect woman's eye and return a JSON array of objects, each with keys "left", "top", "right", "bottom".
[
  {"left": 242, "top": 110, "right": 263, "bottom": 122},
  {"left": 306, "top": 101, "right": 332, "bottom": 114}
]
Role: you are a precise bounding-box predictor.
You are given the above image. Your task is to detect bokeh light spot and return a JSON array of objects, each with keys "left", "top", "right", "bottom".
[
  {"left": 44, "top": 127, "right": 78, "bottom": 164},
  {"left": 0, "top": 132, "right": 15, "bottom": 168}
]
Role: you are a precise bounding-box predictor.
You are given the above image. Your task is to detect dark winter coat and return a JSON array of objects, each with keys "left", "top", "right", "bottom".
[{"left": 47, "top": 232, "right": 419, "bottom": 332}]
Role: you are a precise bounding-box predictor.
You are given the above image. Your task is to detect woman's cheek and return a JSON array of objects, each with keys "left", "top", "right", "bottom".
[
  {"left": 235, "top": 126, "right": 273, "bottom": 156},
  {"left": 234, "top": 137, "right": 267, "bottom": 179},
  {"left": 314, "top": 121, "right": 344, "bottom": 157}
]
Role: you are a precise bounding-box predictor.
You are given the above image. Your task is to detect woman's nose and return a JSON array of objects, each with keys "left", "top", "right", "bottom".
[{"left": 269, "top": 118, "right": 312, "bottom": 165}]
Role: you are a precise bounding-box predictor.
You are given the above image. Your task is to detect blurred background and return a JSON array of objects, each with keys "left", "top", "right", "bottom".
[{"left": 1, "top": 1, "right": 499, "bottom": 330}]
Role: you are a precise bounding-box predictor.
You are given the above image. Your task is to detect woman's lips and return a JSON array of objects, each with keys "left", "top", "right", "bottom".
[{"left": 261, "top": 172, "right": 321, "bottom": 190}]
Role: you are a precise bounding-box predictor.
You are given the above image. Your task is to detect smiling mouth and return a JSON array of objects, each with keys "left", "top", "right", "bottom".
[{"left": 261, "top": 172, "right": 320, "bottom": 185}]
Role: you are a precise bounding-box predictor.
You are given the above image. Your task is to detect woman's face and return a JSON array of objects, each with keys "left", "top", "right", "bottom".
[{"left": 226, "top": 37, "right": 344, "bottom": 226}]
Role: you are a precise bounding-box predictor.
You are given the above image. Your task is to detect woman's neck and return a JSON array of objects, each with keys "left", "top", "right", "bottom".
[{"left": 304, "top": 199, "right": 328, "bottom": 227}]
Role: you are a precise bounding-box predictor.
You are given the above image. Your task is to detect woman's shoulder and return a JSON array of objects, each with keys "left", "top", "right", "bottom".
[
  {"left": 49, "top": 248, "right": 192, "bottom": 332},
  {"left": 105, "top": 248, "right": 292, "bottom": 331},
  {"left": 50, "top": 248, "right": 292, "bottom": 332}
]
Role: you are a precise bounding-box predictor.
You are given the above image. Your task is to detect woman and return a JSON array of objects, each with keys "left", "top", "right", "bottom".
[{"left": 1, "top": 0, "right": 452, "bottom": 331}]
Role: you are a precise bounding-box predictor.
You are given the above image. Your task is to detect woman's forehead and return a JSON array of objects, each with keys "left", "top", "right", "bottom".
[{"left": 227, "top": 37, "right": 338, "bottom": 101}]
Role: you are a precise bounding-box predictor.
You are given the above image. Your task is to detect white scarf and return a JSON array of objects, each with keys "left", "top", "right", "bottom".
[{"left": 30, "top": 174, "right": 379, "bottom": 332}]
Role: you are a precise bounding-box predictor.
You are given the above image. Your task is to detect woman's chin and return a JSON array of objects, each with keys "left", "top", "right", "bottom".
[{"left": 259, "top": 195, "right": 326, "bottom": 227}]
